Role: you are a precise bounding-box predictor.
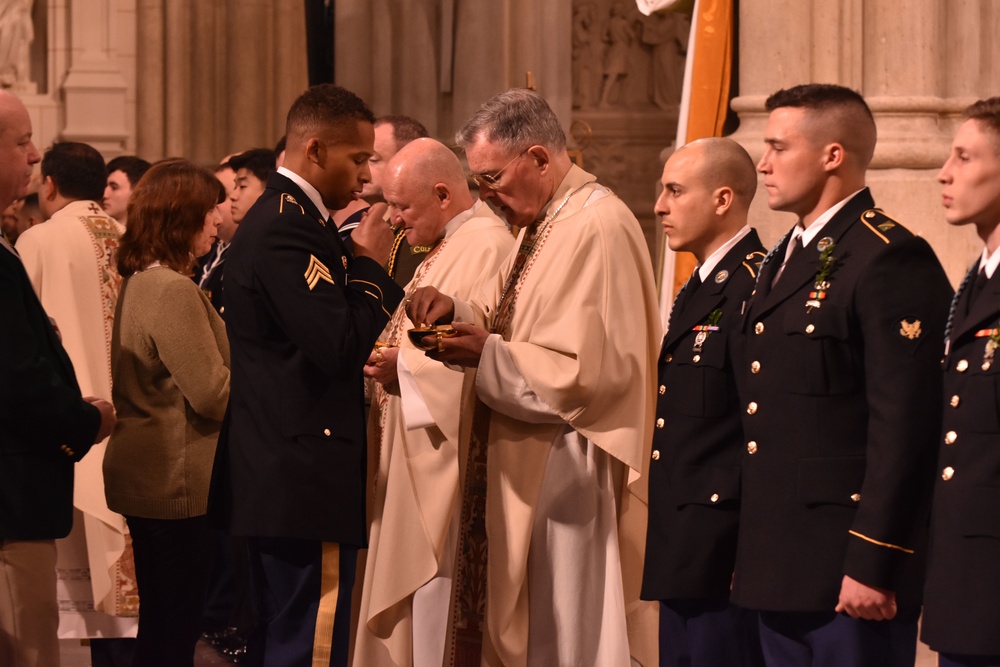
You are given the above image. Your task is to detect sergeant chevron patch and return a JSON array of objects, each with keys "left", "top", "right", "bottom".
[{"left": 305, "top": 255, "right": 335, "bottom": 290}]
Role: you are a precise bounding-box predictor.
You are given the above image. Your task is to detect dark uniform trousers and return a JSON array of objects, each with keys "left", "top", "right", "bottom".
[
  {"left": 730, "top": 190, "right": 952, "bottom": 665},
  {"left": 921, "top": 261, "right": 1000, "bottom": 667},
  {"left": 641, "top": 230, "right": 767, "bottom": 667},
  {"left": 209, "top": 172, "right": 404, "bottom": 667}
]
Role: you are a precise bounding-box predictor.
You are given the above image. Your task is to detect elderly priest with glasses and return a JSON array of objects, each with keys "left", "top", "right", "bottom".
[{"left": 407, "top": 88, "right": 661, "bottom": 667}]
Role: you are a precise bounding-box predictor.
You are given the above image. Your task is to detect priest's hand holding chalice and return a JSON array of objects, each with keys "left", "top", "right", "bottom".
[{"left": 406, "top": 286, "right": 489, "bottom": 367}]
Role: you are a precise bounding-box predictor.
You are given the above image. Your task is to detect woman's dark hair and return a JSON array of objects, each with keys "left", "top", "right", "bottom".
[{"left": 116, "top": 159, "right": 225, "bottom": 277}]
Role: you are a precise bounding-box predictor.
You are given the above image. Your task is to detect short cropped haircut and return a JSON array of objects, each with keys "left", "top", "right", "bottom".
[
  {"left": 106, "top": 155, "right": 152, "bottom": 187},
  {"left": 376, "top": 115, "right": 429, "bottom": 148},
  {"left": 455, "top": 88, "right": 566, "bottom": 154},
  {"left": 964, "top": 97, "right": 1000, "bottom": 140},
  {"left": 684, "top": 137, "right": 758, "bottom": 205},
  {"left": 764, "top": 83, "right": 872, "bottom": 117},
  {"left": 765, "top": 84, "right": 877, "bottom": 167},
  {"left": 285, "top": 84, "right": 374, "bottom": 142},
  {"left": 228, "top": 148, "right": 277, "bottom": 184},
  {"left": 41, "top": 142, "right": 106, "bottom": 202},
  {"left": 117, "top": 159, "right": 226, "bottom": 277}
]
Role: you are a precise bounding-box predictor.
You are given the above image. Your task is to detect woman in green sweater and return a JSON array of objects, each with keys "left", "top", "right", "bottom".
[{"left": 104, "top": 159, "right": 229, "bottom": 667}]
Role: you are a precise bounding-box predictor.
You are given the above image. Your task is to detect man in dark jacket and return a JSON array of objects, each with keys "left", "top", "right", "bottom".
[
  {"left": 732, "top": 84, "right": 952, "bottom": 665},
  {"left": 0, "top": 90, "right": 116, "bottom": 667}
]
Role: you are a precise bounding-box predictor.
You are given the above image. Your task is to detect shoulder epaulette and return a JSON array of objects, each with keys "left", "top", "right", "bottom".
[
  {"left": 741, "top": 250, "right": 767, "bottom": 278},
  {"left": 859, "top": 208, "right": 911, "bottom": 244}
]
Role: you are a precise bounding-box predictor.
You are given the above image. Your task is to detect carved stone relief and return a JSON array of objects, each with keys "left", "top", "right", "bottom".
[
  {"left": 572, "top": 0, "right": 688, "bottom": 111},
  {"left": 0, "top": 0, "right": 35, "bottom": 93},
  {"left": 571, "top": 0, "right": 686, "bottom": 263}
]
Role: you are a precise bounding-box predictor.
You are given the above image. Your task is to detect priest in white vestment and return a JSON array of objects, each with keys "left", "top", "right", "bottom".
[
  {"left": 16, "top": 142, "right": 138, "bottom": 644},
  {"left": 354, "top": 138, "right": 514, "bottom": 667},
  {"left": 408, "top": 90, "right": 661, "bottom": 667}
]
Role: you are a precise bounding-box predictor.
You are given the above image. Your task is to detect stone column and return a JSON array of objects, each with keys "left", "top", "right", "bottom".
[
  {"left": 133, "top": 0, "right": 306, "bottom": 162},
  {"left": 335, "top": 0, "right": 572, "bottom": 139},
  {"left": 135, "top": 0, "right": 164, "bottom": 159},
  {"left": 728, "top": 0, "right": 811, "bottom": 168},
  {"left": 162, "top": 0, "right": 191, "bottom": 158},
  {"left": 509, "top": 0, "right": 573, "bottom": 126},
  {"left": 862, "top": 0, "right": 951, "bottom": 169},
  {"left": 58, "top": 0, "right": 130, "bottom": 154},
  {"left": 860, "top": 0, "right": 979, "bottom": 283}
]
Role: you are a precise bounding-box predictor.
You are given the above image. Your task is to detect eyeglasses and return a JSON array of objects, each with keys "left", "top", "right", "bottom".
[{"left": 471, "top": 150, "right": 527, "bottom": 189}]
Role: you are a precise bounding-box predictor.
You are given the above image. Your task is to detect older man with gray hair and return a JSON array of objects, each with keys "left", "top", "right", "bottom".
[{"left": 408, "top": 89, "right": 660, "bottom": 666}]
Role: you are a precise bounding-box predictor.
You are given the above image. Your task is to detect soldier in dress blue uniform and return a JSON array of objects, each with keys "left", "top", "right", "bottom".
[
  {"left": 641, "top": 137, "right": 766, "bottom": 667},
  {"left": 208, "top": 85, "right": 404, "bottom": 667},
  {"left": 921, "top": 97, "right": 1000, "bottom": 667},
  {"left": 731, "top": 84, "right": 952, "bottom": 666}
]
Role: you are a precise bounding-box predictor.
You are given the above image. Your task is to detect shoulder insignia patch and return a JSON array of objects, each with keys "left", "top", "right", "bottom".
[
  {"left": 860, "top": 208, "right": 910, "bottom": 243},
  {"left": 280, "top": 193, "right": 308, "bottom": 218},
  {"left": 899, "top": 318, "right": 922, "bottom": 340},
  {"left": 861, "top": 209, "right": 890, "bottom": 244},
  {"left": 305, "top": 254, "right": 335, "bottom": 290}
]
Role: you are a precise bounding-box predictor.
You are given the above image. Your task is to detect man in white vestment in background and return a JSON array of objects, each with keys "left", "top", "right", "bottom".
[
  {"left": 353, "top": 138, "right": 513, "bottom": 666},
  {"left": 408, "top": 89, "right": 661, "bottom": 667},
  {"left": 16, "top": 141, "right": 138, "bottom": 657}
]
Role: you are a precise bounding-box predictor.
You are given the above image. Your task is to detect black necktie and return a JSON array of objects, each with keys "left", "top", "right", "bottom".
[
  {"left": 668, "top": 270, "right": 702, "bottom": 334},
  {"left": 966, "top": 270, "right": 989, "bottom": 315},
  {"left": 772, "top": 234, "right": 803, "bottom": 287}
]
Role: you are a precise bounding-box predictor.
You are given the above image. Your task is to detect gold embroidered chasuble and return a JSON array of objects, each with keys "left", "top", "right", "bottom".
[{"left": 16, "top": 200, "right": 138, "bottom": 636}]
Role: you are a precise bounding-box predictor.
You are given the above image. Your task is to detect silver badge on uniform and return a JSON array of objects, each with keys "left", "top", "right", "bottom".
[{"left": 714, "top": 270, "right": 728, "bottom": 284}]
